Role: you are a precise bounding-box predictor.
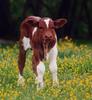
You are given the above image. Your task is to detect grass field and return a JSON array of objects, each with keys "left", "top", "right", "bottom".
[{"left": 0, "top": 39, "right": 92, "bottom": 100}]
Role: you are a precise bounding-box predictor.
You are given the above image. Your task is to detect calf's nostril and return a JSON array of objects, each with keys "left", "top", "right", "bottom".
[
  {"left": 45, "top": 35, "right": 48, "bottom": 39},
  {"left": 44, "top": 34, "right": 52, "bottom": 39},
  {"left": 49, "top": 36, "right": 52, "bottom": 38}
]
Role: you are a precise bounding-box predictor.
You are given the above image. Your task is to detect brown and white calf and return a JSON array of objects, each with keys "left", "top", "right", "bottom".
[{"left": 18, "top": 16, "right": 67, "bottom": 89}]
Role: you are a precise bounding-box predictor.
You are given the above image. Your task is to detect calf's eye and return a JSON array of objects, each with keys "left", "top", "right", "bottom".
[
  {"left": 50, "top": 26, "right": 54, "bottom": 29},
  {"left": 39, "top": 26, "right": 43, "bottom": 29},
  {"left": 39, "top": 27, "right": 44, "bottom": 31}
]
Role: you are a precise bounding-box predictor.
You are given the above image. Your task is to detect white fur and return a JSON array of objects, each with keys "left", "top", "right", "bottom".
[
  {"left": 17, "top": 73, "right": 25, "bottom": 86},
  {"left": 36, "top": 61, "right": 45, "bottom": 90},
  {"left": 48, "top": 43, "right": 59, "bottom": 86},
  {"left": 44, "top": 18, "right": 50, "bottom": 28},
  {"left": 22, "top": 37, "right": 31, "bottom": 51},
  {"left": 32, "top": 27, "right": 37, "bottom": 36},
  {"left": 19, "top": 73, "right": 23, "bottom": 80}
]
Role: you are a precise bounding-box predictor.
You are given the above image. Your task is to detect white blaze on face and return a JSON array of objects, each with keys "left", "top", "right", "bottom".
[
  {"left": 44, "top": 18, "right": 50, "bottom": 28},
  {"left": 32, "top": 27, "right": 37, "bottom": 36},
  {"left": 22, "top": 36, "right": 31, "bottom": 51}
]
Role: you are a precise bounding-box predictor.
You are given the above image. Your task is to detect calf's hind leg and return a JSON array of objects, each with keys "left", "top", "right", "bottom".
[{"left": 18, "top": 44, "right": 26, "bottom": 86}]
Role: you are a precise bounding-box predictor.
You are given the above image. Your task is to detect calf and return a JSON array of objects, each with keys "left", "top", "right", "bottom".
[{"left": 18, "top": 16, "right": 67, "bottom": 90}]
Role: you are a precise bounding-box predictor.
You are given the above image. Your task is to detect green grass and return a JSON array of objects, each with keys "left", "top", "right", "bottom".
[{"left": 0, "top": 40, "right": 92, "bottom": 100}]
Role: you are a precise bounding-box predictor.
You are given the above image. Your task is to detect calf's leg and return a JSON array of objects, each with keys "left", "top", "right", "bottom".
[
  {"left": 36, "top": 61, "right": 45, "bottom": 90},
  {"left": 49, "top": 44, "right": 59, "bottom": 86},
  {"left": 18, "top": 45, "right": 26, "bottom": 86},
  {"left": 32, "top": 53, "right": 45, "bottom": 90}
]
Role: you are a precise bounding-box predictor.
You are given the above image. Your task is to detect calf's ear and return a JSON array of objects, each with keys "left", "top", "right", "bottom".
[
  {"left": 24, "top": 16, "right": 41, "bottom": 27},
  {"left": 54, "top": 18, "right": 67, "bottom": 29},
  {"left": 27, "top": 19, "right": 39, "bottom": 27}
]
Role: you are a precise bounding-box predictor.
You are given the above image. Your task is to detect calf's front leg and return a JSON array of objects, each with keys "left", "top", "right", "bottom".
[
  {"left": 32, "top": 52, "right": 45, "bottom": 90},
  {"left": 36, "top": 61, "right": 45, "bottom": 90},
  {"left": 49, "top": 44, "right": 59, "bottom": 87}
]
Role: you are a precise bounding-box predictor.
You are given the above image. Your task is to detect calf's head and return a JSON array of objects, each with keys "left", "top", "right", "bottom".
[{"left": 29, "top": 17, "right": 67, "bottom": 59}]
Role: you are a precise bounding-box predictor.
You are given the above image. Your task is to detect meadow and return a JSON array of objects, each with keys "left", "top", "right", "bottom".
[{"left": 0, "top": 38, "right": 92, "bottom": 100}]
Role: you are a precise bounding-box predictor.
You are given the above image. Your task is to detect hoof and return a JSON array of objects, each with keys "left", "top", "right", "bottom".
[
  {"left": 37, "top": 82, "right": 44, "bottom": 91},
  {"left": 35, "top": 77, "right": 44, "bottom": 91},
  {"left": 17, "top": 77, "right": 25, "bottom": 86},
  {"left": 53, "top": 80, "right": 59, "bottom": 87}
]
